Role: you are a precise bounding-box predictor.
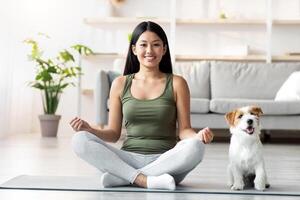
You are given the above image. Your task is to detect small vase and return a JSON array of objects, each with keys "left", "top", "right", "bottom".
[
  {"left": 103, "top": 0, "right": 117, "bottom": 17},
  {"left": 39, "top": 114, "right": 61, "bottom": 137}
]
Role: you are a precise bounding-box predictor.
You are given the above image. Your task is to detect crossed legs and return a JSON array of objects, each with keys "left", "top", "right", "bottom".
[{"left": 72, "top": 131, "right": 205, "bottom": 189}]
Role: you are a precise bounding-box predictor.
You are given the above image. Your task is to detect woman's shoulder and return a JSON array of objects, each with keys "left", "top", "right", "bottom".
[
  {"left": 112, "top": 75, "right": 127, "bottom": 84},
  {"left": 172, "top": 74, "right": 188, "bottom": 87},
  {"left": 171, "top": 74, "right": 189, "bottom": 98},
  {"left": 110, "top": 75, "right": 127, "bottom": 95}
]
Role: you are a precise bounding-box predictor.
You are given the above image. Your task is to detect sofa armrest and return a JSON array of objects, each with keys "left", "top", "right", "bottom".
[{"left": 94, "top": 70, "right": 110, "bottom": 126}]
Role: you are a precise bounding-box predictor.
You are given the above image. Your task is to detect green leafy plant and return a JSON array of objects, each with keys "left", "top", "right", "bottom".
[
  {"left": 24, "top": 35, "right": 93, "bottom": 114},
  {"left": 127, "top": 33, "right": 132, "bottom": 42}
]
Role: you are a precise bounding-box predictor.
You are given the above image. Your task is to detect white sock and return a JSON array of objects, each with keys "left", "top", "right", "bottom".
[
  {"left": 147, "top": 174, "right": 176, "bottom": 190},
  {"left": 100, "top": 172, "right": 128, "bottom": 187}
]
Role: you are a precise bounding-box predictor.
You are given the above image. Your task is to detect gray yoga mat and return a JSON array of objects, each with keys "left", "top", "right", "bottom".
[{"left": 0, "top": 175, "right": 299, "bottom": 196}]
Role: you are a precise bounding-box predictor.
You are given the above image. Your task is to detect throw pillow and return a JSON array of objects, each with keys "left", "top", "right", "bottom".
[{"left": 275, "top": 71, "right": 300, "bottom": 101}]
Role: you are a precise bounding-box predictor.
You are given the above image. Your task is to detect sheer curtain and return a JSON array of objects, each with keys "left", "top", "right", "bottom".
[{"left": 0, "top": 1, "right": 36, "bottom": 137}]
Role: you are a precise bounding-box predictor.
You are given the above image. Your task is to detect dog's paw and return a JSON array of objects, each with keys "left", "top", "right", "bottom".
[
  {"left": 254, "top": 182, "right": 266, "bottom": 191},
  {"left": 231, "top": 183, "right": 244, "bottom": 190},
  {"left": 227, "top": 180, "right": 233, "bottom": 187}
]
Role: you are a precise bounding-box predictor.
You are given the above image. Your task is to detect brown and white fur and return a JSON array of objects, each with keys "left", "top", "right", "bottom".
[{"left": 225, "top": 106, "right": 270, "bottom": 191}]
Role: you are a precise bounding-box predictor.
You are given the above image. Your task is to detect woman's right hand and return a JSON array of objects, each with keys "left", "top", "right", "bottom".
[{"left": 69, "top": 117, "right": 92, "bottom": 132}]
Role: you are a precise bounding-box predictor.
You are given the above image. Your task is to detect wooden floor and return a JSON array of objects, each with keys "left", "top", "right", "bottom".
[{"left": 0, "top": 133, "right": 300, "bottom": 200}]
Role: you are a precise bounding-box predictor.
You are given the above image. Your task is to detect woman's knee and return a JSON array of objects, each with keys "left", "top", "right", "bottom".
[
  {"left": 182, "top": 138, "right": 205, "bottom": 164},
  {"left": 71, "top": 131, "right": 91, "bottom": 157}
]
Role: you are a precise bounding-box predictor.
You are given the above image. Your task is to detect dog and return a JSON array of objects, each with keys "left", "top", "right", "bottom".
[{"left": 225, "top": 106, "right": 270, "bottom": 191}]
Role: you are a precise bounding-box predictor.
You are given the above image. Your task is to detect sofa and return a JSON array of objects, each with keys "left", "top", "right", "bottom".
[{"left": 95, "top": 61, "right": 300, "bottom": 131}]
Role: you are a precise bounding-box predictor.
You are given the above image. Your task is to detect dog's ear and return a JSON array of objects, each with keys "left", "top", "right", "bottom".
[
  {"left": 225, "top": 111, "right": 236, "bottom": 126},
  {"left": 251, "top": 106, "right": 263, "bottom": 117}
]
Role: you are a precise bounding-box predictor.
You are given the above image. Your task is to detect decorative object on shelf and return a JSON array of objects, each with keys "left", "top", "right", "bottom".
[
  {"left": 105, "top": 0, "right": 126, "bottom": 17},
  {"left": 219, "top": 11, "right": 227, "bottom": 19},
  {"left": 286, "top": 52, "right": 300, "bottom": 56},
  {"left": 24, "top": 33, "right": 93, "bottom": 137},
  {"left": 109, "top": 0, "right": 125, "bottom": 7}
]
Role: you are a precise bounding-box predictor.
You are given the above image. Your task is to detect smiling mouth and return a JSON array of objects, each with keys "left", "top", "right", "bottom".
[
  {"left": 244, "top": 127, "right": 254, "bottom": 135},
  {"left": 145, "top": 56, "right": 155, "bottom": 60}
]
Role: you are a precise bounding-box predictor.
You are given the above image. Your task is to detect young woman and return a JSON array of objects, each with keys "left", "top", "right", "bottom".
[{"left": 70, "top": 21, "right": 214, "bottom": 190}]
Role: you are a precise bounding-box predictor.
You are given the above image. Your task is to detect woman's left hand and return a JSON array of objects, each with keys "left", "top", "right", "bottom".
[{"left": 196, "top": 127, "right": 214, "bottom": 144}]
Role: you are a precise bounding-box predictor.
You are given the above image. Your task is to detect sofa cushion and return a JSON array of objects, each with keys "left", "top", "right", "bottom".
[
  {"left": 174, "top": 61, "right": 210, "bottom": 98},
  {"left": 211, "top": 62, "right": 300, "bottom": 99},
  {"left": 210, "top": 98, "right": 300, "bottom": 115},
  {"left": 191, "top": 98, "right": 210, "bottom": 114}
]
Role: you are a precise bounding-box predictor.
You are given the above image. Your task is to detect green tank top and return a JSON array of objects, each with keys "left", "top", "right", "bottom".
[{"left": 121, "top": 73, "right": 177, "bottom": 154}]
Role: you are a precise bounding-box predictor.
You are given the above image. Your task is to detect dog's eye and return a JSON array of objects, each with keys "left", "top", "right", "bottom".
[
  {"left": 250, "top": 112, "right": 255, "bottom": 115},
  {"left": 238, "top": 114, "right": 243, "bottom": 119}
]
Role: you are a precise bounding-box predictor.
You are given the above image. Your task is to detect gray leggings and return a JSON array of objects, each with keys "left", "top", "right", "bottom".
[{"left": 72, "top": 131, "right": 205, "bottom": 185}]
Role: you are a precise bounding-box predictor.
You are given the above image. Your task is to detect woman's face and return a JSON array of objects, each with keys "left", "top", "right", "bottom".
[{"left": 132, "top": 31, "right": 166, "bottom": 69}]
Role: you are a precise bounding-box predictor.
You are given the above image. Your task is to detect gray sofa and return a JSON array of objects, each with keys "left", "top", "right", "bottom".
[{"left": 95, "top": 61, "right": 300, "bottom": 131}]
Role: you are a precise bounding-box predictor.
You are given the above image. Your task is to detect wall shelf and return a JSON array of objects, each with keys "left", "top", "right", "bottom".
[
  {"left": 83, "top": 17, "right": 171, "bottom": 25},
  {"left": 84, "top": 17, "right": 267, "bottom": 25},
  {"left": 175, "top": 55, "right": 266, "bottom": 61},
  {"left": 175, "top": 55, "right": 300, "bottom": 61},
  {"left": 272, "top": 55, "right": 300, "bottom": 61},
  {"left": 83, "top": 53, "right": 300, "bottom": 62},
  {"left": 82, "top": 52, "right": 126, "bottom": 59},
  {"left": 176, "top": 19, "right": 266, "bottom": 25},
  {"left": 273, "top": 19, "right": 300, "bottom": 25},
  {"left": 83, "top": 54, "right": 300, "bottom": 62}
]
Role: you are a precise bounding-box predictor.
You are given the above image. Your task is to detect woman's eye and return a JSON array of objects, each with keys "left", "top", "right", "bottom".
[
  {"left": 238, "top": 114, "right": 243, "bottom": 119},
  {"left": 140, "top": 44, "right": 147, "bottom": 47},
  {"left": 153, "top": 43, "right": 161, "bottom": 47}
]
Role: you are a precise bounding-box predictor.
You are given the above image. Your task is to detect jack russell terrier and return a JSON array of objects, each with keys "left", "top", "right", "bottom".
[{"left": 225, "top": 106, "right": 270, "bottom": 191}]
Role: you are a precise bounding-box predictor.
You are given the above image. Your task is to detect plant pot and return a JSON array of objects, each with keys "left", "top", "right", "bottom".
[{"left": 38, "top": 114, "right": 61, "bottom": 137}]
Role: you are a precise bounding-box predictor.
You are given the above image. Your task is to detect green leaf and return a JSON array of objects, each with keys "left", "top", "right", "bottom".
[
  {"left": 35, "top": 74, "right": 42, "bottom": 80},
  {"left": 41, "top": 70, "right": 52, "bottom": 81},
  {"left": 59, "top": 50, "right": 75, "bottom": 62},
  {"left": 24, "top": 39, "right": 43, "bottom": 60},
  {"left": 47, "top": 66, "right": 57, "bottom": 73},
  {"left": 31, "top": 82, "right": 45, "bottom": 90},
  {"left": 71, "top": 44, "right": 94, "bottom": 55},
  {"left": 60, "top": 83, "right": 69, "bottom": 90}
]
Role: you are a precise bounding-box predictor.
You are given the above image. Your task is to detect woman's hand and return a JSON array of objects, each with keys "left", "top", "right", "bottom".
[
  {"left": 196, "top": 127, "right": 214, "bottom": 144},
  {"left": 69, "top": 117, "right": 92, "bottom": 132}
]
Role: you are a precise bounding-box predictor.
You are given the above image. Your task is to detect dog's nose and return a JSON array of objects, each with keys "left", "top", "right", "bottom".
[{"left": 247, "top": 119, "right": 253, "bottom": 125}]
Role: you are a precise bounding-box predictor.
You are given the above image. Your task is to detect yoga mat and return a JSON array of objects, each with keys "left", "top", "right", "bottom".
[{"left": 1, "top": 175, "right": 299, "bottom": 196}]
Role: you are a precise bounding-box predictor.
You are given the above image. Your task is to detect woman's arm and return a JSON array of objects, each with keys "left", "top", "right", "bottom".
[
  {"left": 173, "top": 75, "right": 214, "bottom": 143},
  {"left": 70, "top": 76, "right": 126, "bottom": 143}
]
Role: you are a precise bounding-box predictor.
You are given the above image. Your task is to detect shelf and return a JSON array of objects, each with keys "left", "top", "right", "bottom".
[
  {"left": 82, "top": 52, "right": 126, "bottom": 59},
  {"left": 273, "top": 19, "right": 300, "bottom": 25},
  {"left": 83, "top": 17, "right": 171, "bottom": 25},
  {"left": 83, "top": 53, "right": 300, "bottom": 62},
  {"left": 84, "top": 17, "right": 268, "bottom": 25},
  {"left": 175, "top": 55, "right": 300, "bottom": 62},
  {"left": 175, "top": 55, "right": 266, "bottom": 61},
  {"left": 176, "top": 19, "right": 266, "bottom": 25},
  {"left": 272, "top": 55, "right": 300, "bottom": 61}
]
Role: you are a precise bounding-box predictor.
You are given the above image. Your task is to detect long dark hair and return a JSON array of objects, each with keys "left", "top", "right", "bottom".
[{"left": 123, "top": 21, "right": 172, "bottom": 75}]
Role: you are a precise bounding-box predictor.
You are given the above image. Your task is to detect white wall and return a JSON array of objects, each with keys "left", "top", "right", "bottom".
[{"left": 1, "top": 0, "right": 300, "bottom": 137}]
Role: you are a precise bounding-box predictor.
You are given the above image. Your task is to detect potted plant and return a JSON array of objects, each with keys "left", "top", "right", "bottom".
[{"left": 24, "top": 34, "right": 93, "bottom": 137}]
